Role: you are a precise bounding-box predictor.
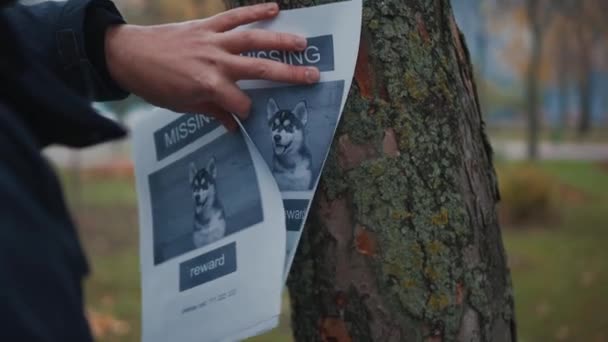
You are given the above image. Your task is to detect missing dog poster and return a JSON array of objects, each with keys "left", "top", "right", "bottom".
[
  {"left": 132, "top": 1, "right": 361, "bottom": 341},
  {"left": 133, "top": 110, "right": 287, "bottom": 342},
  {"left": 240, "top": 81, "right": 345, "bottom": 276},
  {"left": 237, "top": 0, "right": 361, "bottom": 278}
]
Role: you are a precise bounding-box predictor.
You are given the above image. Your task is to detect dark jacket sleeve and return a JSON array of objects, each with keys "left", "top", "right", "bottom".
[
  {"left": 5, "top": 0, "right": 129, "bottom": 102},
  {"left": 0, "top": 103, "right": 93, "bottom": 342}
]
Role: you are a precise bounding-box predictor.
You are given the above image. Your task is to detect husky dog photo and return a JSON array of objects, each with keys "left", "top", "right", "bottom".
[
  {"left": 243, "top": 80, "right": 345, "bottom": 192},
  {"left": 149, "top": 133, "right": 263, "bottom": 265},
  {"left": 267, "top": 98, "right": 313, "bottom": 191},
  {"left": 189, "top": 157, "right": 226, "bottom": 248}
]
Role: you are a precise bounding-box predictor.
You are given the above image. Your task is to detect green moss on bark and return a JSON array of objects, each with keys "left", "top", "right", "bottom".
[
  {"left": 331, "top": 2, "right": 476, "bottom": 338},
  {"left": 225, "top": 0, "right": 514, "bottom": 341}
]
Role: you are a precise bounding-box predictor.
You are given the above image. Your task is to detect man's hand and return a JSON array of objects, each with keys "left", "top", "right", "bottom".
[{"left": 105, "top": 3, "right": 320, "bottom": 130}]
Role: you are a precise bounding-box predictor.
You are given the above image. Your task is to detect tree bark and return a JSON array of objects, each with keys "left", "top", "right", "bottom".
[
  {"left": 577, "top": 65, "right": 593, "bottom": 136},
  {"left": 553, "top": 21, "right": 571, "bottom": 141},
  {"left": 571, "top": 0, "right": 606, "bottom": 137},
  {"left": 525, "top": 0, "right": 542, "bottom": 160},
  {"left": 226, "top": 1, "right": 515, "bottom": 341},
  {"left": 556, "top": 51, "right": 569, "bottom": 138}
]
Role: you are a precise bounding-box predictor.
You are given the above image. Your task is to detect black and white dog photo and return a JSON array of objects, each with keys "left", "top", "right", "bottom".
[
  {"left": 149, "top": 132, "right": 263, "bottom": 265},
  {"left": 189, "top": 157, "right": 226, "bottom": 248},
  {"left": 267, "top": 98, "right": 313, "bottom": 191},
  {"left": 242, "top": 81, "right": 346, "bottom": 194}
]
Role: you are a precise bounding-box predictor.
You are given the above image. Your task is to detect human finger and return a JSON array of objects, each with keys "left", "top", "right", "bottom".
[
  {"left": 209, "top": 79, "right": 252, "bottom": 119},
  {"left": 204, "top": 3, "right": 279, "bottom": 32},
  {"left": 225, "top": 55, "right": 320, "bottom": 84},
  {"left": 198, "top": 103, "right": 238, "bottom": 132},
  {"left": 219, "top": 29, "right": 307, "bottom": 53}
]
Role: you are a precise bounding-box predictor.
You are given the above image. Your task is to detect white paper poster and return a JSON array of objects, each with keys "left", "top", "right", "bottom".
[{"left": 132, "top": 1, "right": 361, "bottom": 341}]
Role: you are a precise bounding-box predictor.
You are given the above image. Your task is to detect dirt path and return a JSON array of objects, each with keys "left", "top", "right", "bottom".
[{"left": 492, "top": 140, "right": 608, "bottom": 161}]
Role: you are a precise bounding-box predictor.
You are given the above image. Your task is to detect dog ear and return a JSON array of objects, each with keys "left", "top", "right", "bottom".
[
  {"left": 189, "top": 162, "right": 197, "bottom": 183},
  {"left": 267, "top": 98, "right": 279, "bottom": 121},
  {"left": 206, "top": 157, "right": 217, "bottom": 178},
  {"left": 293, "top": 101, "right": 308, "bottom": 125}
]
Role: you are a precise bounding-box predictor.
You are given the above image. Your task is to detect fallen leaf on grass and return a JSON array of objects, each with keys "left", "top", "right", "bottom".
[
  {"left": 506, "top": 253, "right": 533, "bottom": 271},
  {"left": 555, "top": 325, "right": 570, "bottom": 341},
  {"left": 87, "top": 308, "right": 130, "bottom": 338},
  {"left": 593, "top": 332, "right": 607, "bottom": 342},
  {"left": 580, "top": 270, "right": 597, "bottom": 288},
  {"left": 534, "top": 301, "right": 551, "bottom": 318},
  {"left": 100, "top": 294, "right": 115, "bottom": 308}
]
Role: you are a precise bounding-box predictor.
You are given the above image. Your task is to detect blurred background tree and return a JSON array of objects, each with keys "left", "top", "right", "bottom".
[
  {"left": 569, "top": 0, "right": 608, "bottom": 136},
  {"left": 115, "top": 0, "right": 224, "bottom": 24},
  {"left": 455, "top": 0, "right": 608, "bottom": 155}
]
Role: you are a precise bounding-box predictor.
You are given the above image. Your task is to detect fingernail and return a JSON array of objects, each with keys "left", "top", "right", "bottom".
[
  {"left": 295, "top": 36, "right": 307, "bottom": 50},
  {"left": 305, "top": 67, "right": 320, "bottom": 83},
  {"left": 265, "top": 3, "right": 278, "bottom": 13}
]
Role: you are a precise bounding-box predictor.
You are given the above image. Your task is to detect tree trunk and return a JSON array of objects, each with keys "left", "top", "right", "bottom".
[
  {"left": 525, "top": 0, "right": 542, "bottom": 160},
  {"left": 572, "top": 1, "right": 599, "bottom": 137},
  {"left": 577, "top": 60, "right": 593, "bottom": 137},
  {"left": 474, "top": 1, "right": 488, "bottom": 115},
  {"left": 554, "top": 28, "right": 570, "bottom": 142},
  {"left": 226, "top": 1, "right": 515, "bottom": 341},
  {"left": 556, "top": 59, "right": 568, "bottom": 138}
]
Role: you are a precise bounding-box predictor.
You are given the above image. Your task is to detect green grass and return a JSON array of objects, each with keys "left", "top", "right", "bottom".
[
  {"left": 60, "top": 161, "right": 608, "bottom": 341},
  {"left": 505, "top": 232, "right": 608, "bottom": 342},
  {"left": 86, "top": 252, "right": 141, "bottom": 342},
  {"left": 60, "top": 172, "right": 136, "bottom": 208},
  {"left": 499, "top": 161, "right": 608, "bottom": 342},
  {"left": 535, "top": 161, "right": 608, "bottom": 197},
  {"left": 59, "top": 172, "right": 141, "bottom": 342}
]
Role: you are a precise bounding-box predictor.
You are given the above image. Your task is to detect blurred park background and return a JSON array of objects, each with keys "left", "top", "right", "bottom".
[{"left": 42, "top": 0, "right": 608, "bottom": 341}]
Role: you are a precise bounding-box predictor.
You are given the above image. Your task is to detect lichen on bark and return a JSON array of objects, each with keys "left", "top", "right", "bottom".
[{"left": 226, "top": 0, "right": 515, "bottom": 341}]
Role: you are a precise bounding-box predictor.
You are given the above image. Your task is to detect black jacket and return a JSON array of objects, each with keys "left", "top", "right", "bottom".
[{"left": 0, "top": 0, "right": 128, "bottom": 340}]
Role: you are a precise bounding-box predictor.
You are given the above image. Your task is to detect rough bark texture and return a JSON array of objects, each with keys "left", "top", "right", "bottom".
[
  {"left": 577, "top": 66, "right": 592, "bottom": 136},
  {"left": 525, "top": 0, "right": 542, "bottom": 160},
  {"left": 576, "top": 42, "right": 593, "bottom": 137},
  {"left": 556, "top": 37, "right": 570, "bottom": 134},
  {"left": 226, "top": 1, "right": 515, "bottom": 341}
]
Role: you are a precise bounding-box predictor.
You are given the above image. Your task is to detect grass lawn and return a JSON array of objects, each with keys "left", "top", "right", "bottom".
[
  {"left": 58, "top": 160, "right": 608, "bottom": 341},
  {"left": 499, "top": 161, "right": 608, "bottom": 342}
]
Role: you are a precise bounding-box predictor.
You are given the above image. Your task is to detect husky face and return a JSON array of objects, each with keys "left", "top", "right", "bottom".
[
  {"left": 189, "top": 157, "right": 226, "bottom": 248},
  {"left": 267, "top": 98, "right": 308, "bottom": 156},
  {"left": 189, "top": 158, "right": 217, "bottom": 214},
  {"left": 267, "top": 98, "right": 313, "bottom": 191}
]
